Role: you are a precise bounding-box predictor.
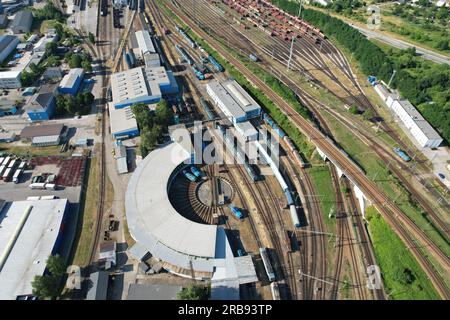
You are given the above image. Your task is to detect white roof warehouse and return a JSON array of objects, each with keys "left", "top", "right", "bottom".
[{"left": 0, "top": 199, "right": 69, "bottom": 299}]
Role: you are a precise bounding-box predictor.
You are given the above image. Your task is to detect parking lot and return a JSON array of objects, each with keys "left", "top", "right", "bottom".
[{"left": 0, "top": 155, "right": 87, "bottom": 203}]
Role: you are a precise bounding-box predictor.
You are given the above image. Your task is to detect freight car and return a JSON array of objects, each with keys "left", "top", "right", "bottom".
[
  {"left": 260, "top": 247, "right": 276, "bottom": 282},
  {"left": 190, "top": 166, "right": 202, "bottom": 178},
  {"left": 229, "top": 204, "right": 243, "bottom": 219},
  {"left": 182, "top": 169, "right": 197, "bottom": 182},
  {"left": 393, "top": 147, "right": 411, "bottom": 162},
  {"left": 207, "top": 55, "right": 224, "bottom": 72}
]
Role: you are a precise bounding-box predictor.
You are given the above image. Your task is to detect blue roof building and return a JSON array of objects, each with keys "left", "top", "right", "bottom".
[
  {"left": 58, "top": 68, "right": 84, "bottom": 95},
  {"left": 111, "top": 66, "right": 179, "bottom": 109},
  {"left": 24, "top": 84, "right": 57, "bottom": 122}
]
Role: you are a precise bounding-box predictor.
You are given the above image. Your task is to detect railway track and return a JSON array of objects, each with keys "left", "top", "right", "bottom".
[
  {"left": 165, "top": 1, "right": 450, "bottom": 298},
  {"left": 175, "top": 0, "right": 450, "bottom": 233}
]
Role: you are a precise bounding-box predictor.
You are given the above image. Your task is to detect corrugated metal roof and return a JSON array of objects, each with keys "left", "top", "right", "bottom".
[
  {"left": 0, "top": 199, "right": 68, "bottom": 300},
  {"left": 59, "top": 68, "right": 84, "bottom": 89},
  {"left": 10, "top": 11, "right": 33, "bottom": 29},
  {"left": 20, "top": 124, "right": 64, "bottom": 139}
]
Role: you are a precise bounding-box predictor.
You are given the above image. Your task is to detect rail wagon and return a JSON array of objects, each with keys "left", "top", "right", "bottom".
[
  {"left": 289, "top": 205, "right": 300, "bottom": 228},
  {"left": 284, "top": 189, "right": 294, "bottom": 206},
  {"left": 229, "top": 204, "right": 243, "bottom": 220},
  {"left": 207, "top": 55, "right": 224, "bottom": 72},
  {"left": 260, "top": 247, "right": 276, "bottom": 282},
  {"left": 182, "top": 169, "right": 197, "bottom": 182},
  {"left": 190, "top": 166, "right": 202, "bottom": 178},
  {"left": 270, "top": 282, "right": 281, "bottom": 300},
  {"left": 393, "top": 147, "right": 411, "bottom": 162}
]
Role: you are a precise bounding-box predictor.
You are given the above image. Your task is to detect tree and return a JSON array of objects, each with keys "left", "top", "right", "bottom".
[
  {"left": 176, "top": 284, "right": 207, "bottom": 300},
  {"left": 69, "top": 54, "right": 82, "bottom": 68},
  {"left": 46, "top": 254, "right": 67, "bottom": 277},
  {"left": 155, "top": 99, "right": 172, "bottom": 126},
  {"left": 31, "top": 275, "right": 60, "bottom": 300},
  {"left": 81, "top": 60, "right": 92, "bottom": 73},
  {"left": 45, "top": 42, "right": 58, "bottom": 56},
  {"left": 54, "top": 23, "right": 64, "bottom": 40},
  {"left": 141, "top": 130, "right": 158, "bottom": 152},
  {"left": 88, "top": 32, "right": 95, "bottom": 44},
  {"left": 349, "top": 105, "right": 359, "bottom": 114},
  {"left": 83, "top": 92, "right": 95, "bottom": 106},
  {"left": 362, "top": 108, "right": 375, "bottom": 121}
]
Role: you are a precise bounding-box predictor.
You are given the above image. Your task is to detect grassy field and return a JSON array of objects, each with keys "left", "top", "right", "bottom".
[
  {"left": 71, "top": 154, "right": 99, "bottom": 267},
  {"left": 365, "top": 206, "right": 440, "bottom": 300},
  {"left": 307, "top": 163, "right": 337, "bottom": 230},
  {"left": 0, "top": 144, "right": 69, "bottom": 157}
]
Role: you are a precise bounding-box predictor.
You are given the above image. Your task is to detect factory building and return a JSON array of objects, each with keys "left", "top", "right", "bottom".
[
  {"left": 143, "top": 52, "right": 160, "bottom": 68},
  {"left": 24, "top": 83, "right": 58, "bottom": 121},
  {"left": 58, "top": 68, "right": 84, "bottom": 95},
  {"left": 234, "top": 121, "right": 259, "bottom": 142},
  {"left": 20, "top": 123, "right": 66, "bottom": 146},
  {"left": 10, "top": 10, "right": 32, "bottom": 34},
  {"left": 0, "top": 14, "right": 9, "bottom": 28},
  {"left": 110, "top": 66, "right": 178, "bottom": 109},
  {"left": 33, "top": 30, "right": 58, "bottom": 53},
  {"left": 0, "top": 198, "right": 70, "bottom": 300},
  {"left": 206, "top": 80, "right": 261, "bottom": 124},
  {"left": 109, "top": 103, "right": 139, "bottom": 140},
  {"left": 0, "top": 34, "right": 19, "bottom": 63},
  {"left": 135, "top": 30, "right": 156, "bottom": 57},
  {"left": 374, "top": 82, "right": 443, "bottom": 149}
]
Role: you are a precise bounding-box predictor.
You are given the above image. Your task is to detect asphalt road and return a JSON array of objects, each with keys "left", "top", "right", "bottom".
[{"left": 352, "top": 24, "right": 450, "bottom": 66}]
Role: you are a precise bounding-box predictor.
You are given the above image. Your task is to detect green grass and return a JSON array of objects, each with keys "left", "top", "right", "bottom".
[
  {"left": 307, "top": 164, "right": 337, "bottom": 230},
  {"left": 365, "top": 206, "right": 440, "bottom": 300},
  {"left": 0, "top": 144, "right": 69, "bottom": 157}
]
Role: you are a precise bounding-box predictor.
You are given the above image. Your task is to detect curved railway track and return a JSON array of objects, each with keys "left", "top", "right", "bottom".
[
  {"left": 165, "top": 1, "right": 450, "bottom": 298},
  {"left": 175, "top": 0, "right": 450, "bottom": 233}
]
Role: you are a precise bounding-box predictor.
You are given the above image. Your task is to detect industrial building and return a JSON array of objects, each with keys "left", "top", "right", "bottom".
[
  {"left": 206, "top": 80, "right": 261, "bottom": 124},
  {"left": 0, "top": 70, "right": 20, "bottom": 88},
  {"left": 109, "top": 103, "right": 139, "bottom": 140},
  {"left": 110, "top": 66, "right": 178, "bottom": 109},
  {"left": 115, "top": 144, "right": 128, "bottom": 174},
  {"left": 135, "top": 30, "right": 156, "bottom": 57},
  {"left": 0, "top": 99, "right": 17, "bottom": 116},
  {"left": 24, "top": 83, "right": 58, "bottom": 121},
  {"left": 20, "top": 123, "right": 66, "bottom": 146},
  {"left": 0, "top": 14, "right": 9, "bottom": 28},
  {"left": 10, "top": 10, "right": 32, "bottom": 34},
  {"left": 0, "top": 198, "right": 70, "bottom": 300},
  {"left": 234, "top": 121, "right": 259, "bottom": 141},
  {"left": 58, "top": 68, "right": 84, "bottom": 95},
  {"left": 0, "top": 34, "right": 19, "bottom": 63},
  {"left": 0, "top": 131, "right": 15, "bottom": 142},
  {"left": 125, "top": 142, "right": 258, "bottom": 297},
  {"left": 143, "top": 52, "right": 160, "bottom": 68},
  {"left": 33, "top": 31, "right": 58, "bottom": 53},
  {"left": 374, "top": 82, "right": 443, "bottom": 148},
  {"left": 42, "top": 67, "right": 63, "bottom": 81}
]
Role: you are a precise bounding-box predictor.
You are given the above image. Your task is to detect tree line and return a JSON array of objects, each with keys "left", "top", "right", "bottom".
[
  {"left": 131, "top": 99, "right": 173, "bottom": 157},
  {"left": 273, "top": 1, "right": 450, "bottom": 144}
]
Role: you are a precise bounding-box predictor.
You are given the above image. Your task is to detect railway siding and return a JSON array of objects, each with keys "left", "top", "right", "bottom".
[{"left": 164, "top": 0, "right": 450, "bottom": 299}]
